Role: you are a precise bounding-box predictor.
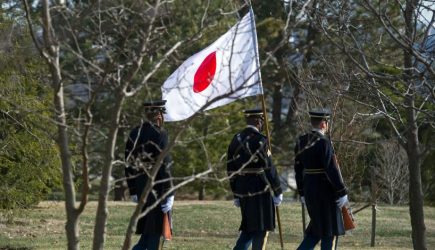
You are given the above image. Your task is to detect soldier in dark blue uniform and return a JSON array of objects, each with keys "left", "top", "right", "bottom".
[
  {"left": 125, "top": 100, "right": 174, "bottom": 250},
  {"left": 227, "top": 109, "right": 283, "bottom": 250},
  {"left": 294, "top": 109, "right": 349, "bottom": 250}
]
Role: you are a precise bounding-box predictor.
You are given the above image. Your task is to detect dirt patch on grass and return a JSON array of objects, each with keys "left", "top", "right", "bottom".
[
  {"left": 0, "top": 247, "right": 33, "bottom": 250},
  {"left": 0, "top": 216, "right": 64, "bottom": 239},
  {"left": 35, "top": 201, "right": 65, "bottom": 209}
]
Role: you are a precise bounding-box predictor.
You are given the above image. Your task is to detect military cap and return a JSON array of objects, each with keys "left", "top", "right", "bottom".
[
  {"left": 143, "top": 100, "right": 167, "bottom": 113},
  {"left": 309, "top": 108, "right": 331, "bottom": 119},
  {"left": 243, "top": 108, "right": 264, "bottom": 118}
]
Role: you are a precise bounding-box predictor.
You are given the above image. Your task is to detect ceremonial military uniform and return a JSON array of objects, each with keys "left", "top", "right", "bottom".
[
  {"left": 227, "top": 109, "right": 282, "bottom": 250},
  {"left": 294, "top": 109, "right": 347, "bottom": 250},
  {"left": 125, "top": 100, "right": 174, "bottom": 250}
]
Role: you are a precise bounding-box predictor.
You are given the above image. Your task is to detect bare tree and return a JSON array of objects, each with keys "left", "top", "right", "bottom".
[
  {"left": 22, "top": 0, "right": 82, "bottom": 249},
  {"left": 375, "top": 140, "right": 409, "bottom": 205},
  {"left": 21, "top": 1, "right": 285, "bottom": 249},
  {"left": 21, "top": 0, "right": 190, "bottom": 249},
  {"left": 18, "top": 0, "right": 433, "bottom": 249},
  {"left": 301, "top": 1, "right": 435, "bottom": 249}
]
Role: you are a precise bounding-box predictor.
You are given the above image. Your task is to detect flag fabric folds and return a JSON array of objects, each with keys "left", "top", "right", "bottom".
[{"left": 162, "top": 11, "right": 262, "bottom": 121}]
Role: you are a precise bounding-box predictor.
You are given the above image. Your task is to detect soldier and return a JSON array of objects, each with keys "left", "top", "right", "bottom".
[
  {"left": 125, "top": 100, "right": 174, "bottom": 250},
  {"left": 294, "top": 108, "right": 349, "bottom": 250},
  {"left": 227, "top": 109, "right": 283, "bottom": 250}
]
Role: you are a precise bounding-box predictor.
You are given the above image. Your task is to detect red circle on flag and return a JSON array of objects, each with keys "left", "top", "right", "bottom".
[{"left": 193, "top": 51, "right": 217, "bottom": 93}]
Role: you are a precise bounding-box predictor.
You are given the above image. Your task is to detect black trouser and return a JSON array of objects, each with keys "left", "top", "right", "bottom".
[
  {"left": 297, "top": 234, "right": 338, "bottom": 250},
  {"left": 132, "top": 233, "right": 161, "bottom": 250},
  {"left": 233, "top": 230, "right": 268, "bottom": 250}
]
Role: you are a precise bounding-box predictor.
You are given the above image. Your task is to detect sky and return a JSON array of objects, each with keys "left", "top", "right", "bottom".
[{"left": 420, "top": 1, "right": 435, "bottom": 27}]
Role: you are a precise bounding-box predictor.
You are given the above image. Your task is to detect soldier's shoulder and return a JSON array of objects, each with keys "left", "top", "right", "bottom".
[
  {"left": 159, "top": 127, "right": 168, "bottom": 135},
  {"left": 317, "top": 133, "right": 330, "bottom": 142},
  {"left": 300, "top": 133, "right": 309, "bottom": 138},
  {"left": 297, "top": 133, "right": 310, "bottom": 141},
  {"left": 258, "top": 132, "right": 267, "bottom": 140},
  {"left": 233, "top": 131, "right": 242, "bottom": 139},
  {"left": 252, "top": 131, "right": 267, "bottom": 143},
  {"left": 231, "top": 130, "right": 245, "bottom": 143},
  {"left": 245, "top": 127, "right": 266, "bottom": 139},
  {"left": 315, "top": 135, "right": 331, "bottom": 149},
  {"left": 128, "top": 125, "right": 141, "bottom": 136}
]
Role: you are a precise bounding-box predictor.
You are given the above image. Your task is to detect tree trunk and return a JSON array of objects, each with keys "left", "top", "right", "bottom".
[
  {"left": 198, "top": 117, "right": 209, "bottom": 201},
  {"left": 285, "top": 22, "right": 317, "bottom": 127},
  {"left": 39, "top": 0, "right": 81, "bottom": 248},
  {"left": 285, "top": 77, "right": 301, "bottom": 126},
  {"left": 272, "top": 83, "right": 282, "bottom": 132},
  {"left": 403, "top": 1, "right": 427, "bottom": 249},
  {"left": 370, "top": 165, "right": 377, "bottom": 247},
  {"left": 92, "top": 92, "right": 126, "bottom": 250},
  {"left": 114, "top": 180, "right": 128, "bottom": 201},
  {"left": 55, "top": 82, "right": 81, "bottom": 250},
  {"left": 54, "top": 69, "right": 81, "bottom": 250},
  {"left": 198, "top": 183, "right": 205, "bottom": 200},
  {"left": 65, "top": 208, "right": 80, "bottom": 250},
  {"left": 405, "top": 105, "right": 427, "bottom": 249}
]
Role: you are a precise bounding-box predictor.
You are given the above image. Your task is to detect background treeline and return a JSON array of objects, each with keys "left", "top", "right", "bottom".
[{"left": 0, "top": 0, "right": 434, "bottom": 207}]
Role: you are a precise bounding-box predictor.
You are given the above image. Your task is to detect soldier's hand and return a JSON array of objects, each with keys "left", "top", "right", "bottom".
[
  {"left": 130, "top": 195, "right": 138, "bottom": 203},
  {"left": 233, "top": 198, "right": 240, "bottom": 208},
  {"left": 335, "top": 194, "right": 349, "bottom": 208},
  {"left": 273, "top": 194, "right": 283, "bottom": 206},
  {"left": 161, "top": 195, "right": 175, "bottom": 213}
]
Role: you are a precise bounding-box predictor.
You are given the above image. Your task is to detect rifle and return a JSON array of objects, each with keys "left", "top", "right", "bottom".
[
  {"left": 342, "top": 205, "right": 356, "bottom": 231},
  {"left": 159, "top": 212, "right": 172, "bottom": 250},
  {"left": 332, "top": 154, "right": 356, "bottom": 231}
]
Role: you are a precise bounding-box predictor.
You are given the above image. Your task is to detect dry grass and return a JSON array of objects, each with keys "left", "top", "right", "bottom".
[{"left": 1, "top": 201, "right": 434, "bottom": 249}]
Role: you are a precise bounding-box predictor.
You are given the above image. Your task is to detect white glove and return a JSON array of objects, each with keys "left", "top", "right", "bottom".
[
  {"left": 161, "top": 195, "right": 174, "bottom": 213},
  {"left": 300, "top": 196, "right": 305, "bottom": 205},
  {"left": 273, "top": 194, "right": 283, "bottom": 206},
  {"left": 130, "top": 195, "right": 138, "bottom": 203},
  {"left": 335, "top": 194, "right": 349, "bottom": 208},
  {"left": 233, "top": 198, "right": 240, "bottom": 208}
]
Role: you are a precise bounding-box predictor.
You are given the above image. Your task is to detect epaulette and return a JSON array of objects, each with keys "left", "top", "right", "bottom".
[
  {"left": 253, "top": 132, "right": 267, "bottom": 143},
  {"left": 311, "top": 130, "right": 326, "bottom": 139},
  {"left": 258, "top": 132, "right": 267, "bottom": 139}
]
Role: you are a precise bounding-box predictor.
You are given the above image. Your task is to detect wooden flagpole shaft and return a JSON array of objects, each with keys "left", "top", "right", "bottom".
[
  {"left": 260, "top": 94, "right": 284, "bottom": 250},
  {"left": 260, "top": 95, "right": 272, "bottom": 152},
  {"left": 276, "top": 205, "right": 285, "bottom": 250},
  {"left": 249, "top": 3, "right": 283, "bottom": 247}
]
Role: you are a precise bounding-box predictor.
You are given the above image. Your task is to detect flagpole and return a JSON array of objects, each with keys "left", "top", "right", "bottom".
[
  {"left": 248, "top": 6, "right": 284, "bottom": 250},
  {"left": 260, "top": 95, "right": 284, "bottom": 250}
]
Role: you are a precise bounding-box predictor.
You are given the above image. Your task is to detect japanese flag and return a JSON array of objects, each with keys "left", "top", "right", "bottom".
[{"left": 162, "top": 11, "right": 263, "bottom": 121}]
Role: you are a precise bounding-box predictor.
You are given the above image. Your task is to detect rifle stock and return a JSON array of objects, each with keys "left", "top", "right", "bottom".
[
  {"left": 342, "top": 205, "right": 356, "bottom": 231},
  {"left": 162, "top": 212, "right": 172, "bottom": 240},
  {"left": 333, "top": 151, "right": 356, "bottom": 231}
]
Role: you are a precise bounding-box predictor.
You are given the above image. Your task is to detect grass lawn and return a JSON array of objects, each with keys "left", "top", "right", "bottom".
[{"left": 1, "top": 201, "right": 434, "bottom": 249}]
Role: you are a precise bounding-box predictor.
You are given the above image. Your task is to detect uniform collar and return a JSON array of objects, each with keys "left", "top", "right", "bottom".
[
  {"left": 311, "top": 128, "right": 325, "bottom": 135},
  {"left": 143, "top": 121, "right": 161, "bottom": 130},
  {"left": 246, "top": 125, "right": 259, "bottom": 132}
]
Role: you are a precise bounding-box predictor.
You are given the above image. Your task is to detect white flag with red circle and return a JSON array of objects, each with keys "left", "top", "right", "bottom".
[{"left": 162, "top": 11, "right": 262, "bottom": 121}]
